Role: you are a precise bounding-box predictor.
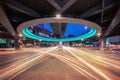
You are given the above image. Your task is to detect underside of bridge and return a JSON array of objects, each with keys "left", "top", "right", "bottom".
[{"left": 0, "top": 0, "right": 119, "bottom": 40}]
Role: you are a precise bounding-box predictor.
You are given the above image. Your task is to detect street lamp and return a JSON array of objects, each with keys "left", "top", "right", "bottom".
[
  {"left": 85, "top": 26, "right": 88, "bottom": 29},
  {"left": 19, "top": 33, "right": 22, "bottom": 37},
  {"left": 56, "top": 14, "right": 61, "bottom": 18},
  {"left": 97, "top": 33, "right": 101, "bottom": 37}
]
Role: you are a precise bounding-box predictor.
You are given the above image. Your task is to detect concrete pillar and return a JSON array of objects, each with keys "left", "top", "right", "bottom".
[
  {"left": 58, "top": 23, "right": 63, "bottom": 48},
  {"left": 14, "top": 34, "right": 20, "bottom": 50},
  {"left": 100, "top": 38, "right": 107, "bottom": 50},
  {"left": 58, "top": 23, "right": 62, "bottom": 38},
  {"left": 6, "top": 39, "right": 11, "bottom": 48},
  {"left": 33, "top": 40, "right": 37, "bottom": 47},
  {"left": 58, "top": 42, "right": 63, "bottom": 48}
]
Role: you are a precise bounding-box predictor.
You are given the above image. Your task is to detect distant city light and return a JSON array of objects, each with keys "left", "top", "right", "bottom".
[{"left": 85, "top": 26, "right": 88, "bottom": 29}]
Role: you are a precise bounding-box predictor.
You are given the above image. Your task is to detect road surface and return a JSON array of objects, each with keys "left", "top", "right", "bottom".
[{"left": 0, "top": 47, "right": 120, "bottom": 80}]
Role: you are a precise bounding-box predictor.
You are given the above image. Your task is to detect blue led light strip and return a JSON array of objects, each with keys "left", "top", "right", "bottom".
[{"left": 22, "top": 27, "right": 96, "bottom": 42}]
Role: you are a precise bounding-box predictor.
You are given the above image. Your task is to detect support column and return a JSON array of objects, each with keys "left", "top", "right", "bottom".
[
  {"left": 33, "top": 40, "right": 37, "bottom": 47},
  {"left": 14, "top": 34, "right": 20, "bottom": 50},
  {"left": 58, "top": 23, "right": 63, "bottom": 48},
  {"left": 58, "top": 41, "right": 63, "bottom": 48},
  {"left": 58, "top": 23, "right": 62, "bottom": 38},
  {"left": 100, "top": 38, "right": 107, "bottom": 50},
  {"left": 6, "top": 39, "right": 11, "bottom": 48}
]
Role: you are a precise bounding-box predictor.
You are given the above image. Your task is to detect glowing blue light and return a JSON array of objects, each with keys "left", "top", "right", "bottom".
[{"left": 22, "top": 26, "right": 96, "bottom": 42}]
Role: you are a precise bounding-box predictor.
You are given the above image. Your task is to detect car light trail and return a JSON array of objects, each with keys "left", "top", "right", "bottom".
[
  {"left": 47, "top": 53, "right": 99, "bottom": 80},
  {"left": 67, "top": 47, "right": 120, "bottom": 69},
  {"left": 0, "top": 47, "right": 57, "bottom": 80},
  {"left": 1, "top": 47, "right": 120, "bottom": 80},
  {"left": 63, "top": 47, "right": 112, "bottom": 80},
  {"left": 80, "top": 49, "right": 120, "bottom": 64}
]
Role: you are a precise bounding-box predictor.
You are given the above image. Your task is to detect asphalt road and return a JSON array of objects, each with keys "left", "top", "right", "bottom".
[{"left": 0, "top": 47, "right": 120, "bottom": 80}]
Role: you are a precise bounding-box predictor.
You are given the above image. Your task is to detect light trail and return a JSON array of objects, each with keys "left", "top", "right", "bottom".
[
  {"left": 0, "top": 47, "right": 57, "bottom": 80},
  {"left": 1, "top": 47, "right": 120, "bottom": 80},
  {"left": 0, "top": 47, "right": 56, "bottom": 72},
  {"left": 47, "top": 53, "right": 99, "bottom": 80},
  {"left": 0, "top": 64, "right": 15, "bottom": 73},
  {"left": 63, "top": 47, "right": 112, "bottom": 80},
  {"left": 67, "top": 47, "right": 120, "bottom": 69},
  {"left": 83, "top": 49, "right": 120, "bottom": 62}
]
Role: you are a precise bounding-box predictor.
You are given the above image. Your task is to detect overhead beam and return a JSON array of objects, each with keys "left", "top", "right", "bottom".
[
  {"left": 104, "top": 9, "right": 120, "bottom": 36},
  {"left": 79, "top": 0, "right": 114, "bottom": 18},
  {"left": 100, "top": 0, "right": 105, "bottom": 25},
  {"left": 47, "top": 0, "right": 62, "bottom": 13},
  {"left": 61, "top": 0, "right": 76, "bottom": 13},
  {"left": 5, "top": 0, "right": 41, "bottom": 17},
  {"left": 47, "top": 0, "right": 76, "bottom": 13},
  {"left": 51, "top": 23, "right": 59, "bottom": 36},
  {"left": 0, "top": 5, "right": 16, "bottom": 37}
]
